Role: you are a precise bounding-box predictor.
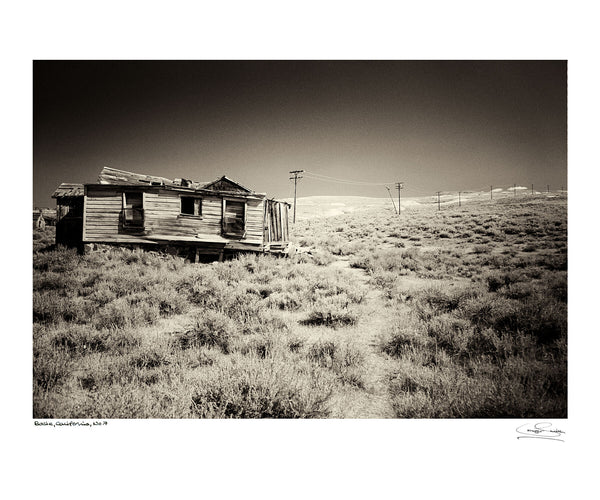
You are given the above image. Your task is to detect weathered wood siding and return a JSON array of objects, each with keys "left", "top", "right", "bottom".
[
  {"left": 83, "top": 186, "right": 264, "bottom": 245},
  {"left": 264, "top": 200, "right": 290, "bottom": 243},
  {"left": 244, "top": 198, "right": 264, "bottom": 244},
  {"left": 83, "top": 187, "right": 122, "bottom": 241}
]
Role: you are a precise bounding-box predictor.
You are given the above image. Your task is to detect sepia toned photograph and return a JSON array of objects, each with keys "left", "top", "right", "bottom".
[{"left": 33, "top": 60, "right": 567, "bottom": 419}]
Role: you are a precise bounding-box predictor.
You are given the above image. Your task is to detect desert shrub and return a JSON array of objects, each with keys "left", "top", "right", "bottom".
[
  {"left": 464, "top": 328, "right": 502, "bottom": 359},
  {"left": 190, "top": 356, "right": 333, "bottom": 418},
  {"left": 414, "top": 286, "right": 480, "bottom": 321},
  {"left": 33, "top": 247, "right": 80, "bottom": 272},
  {"left": 460, "top": 292, "right": 566, "bottom": 344},
  {"left": 187, "top": 351, "right": 216, "bottom": 369},
  {"left": 500, "top": 282, "right": 535, "bottom": 300},
  {"left": 211, "top": 261, "right": 246, "bottom": 286},
  {"left": 108, "top": 329, "right": 143, "bottom": 353},
  {"left": 33, "top": 349, "right": 70, "bottom": 391},
  {"left": 547, "top": 273, "right": 567, "bottom": 302},
  {"left": 349, "top": 253, "right": 371, "bottom": 270},
  {"left": 287, "top": 335, "right": 305, "bottom": 353},
  {"left": 485, "top": 273, "right": 504, "bottom": 293},
  {"left": 540, "top": 254, "right": 568, "bottom": 271},
  {"left": 94, "top": 297, "right": 160, "bottom": 329},
  {"left": 175, "top": 311, "right": 237, "bottom": 353},
  {"left": 351, "top": 248, "right": 421, "bottom": 274},
  {"left": 306, "top": 340, "right": 365, "bottom": 387},
  {"left": 300, "top": 310, "right": 357, "bottom": 328},
  {"left": 472, "top": 244, "right": 490, "bottom": 254},
  {"left": 239, "top": 308, "right": 289, "bottom": 336},
  {"left": 308, "top": 249, "right": 336, "bottom": 266},
  {"left": 469, "top": 356, "right": 567, "bottom": 417},
  {"left": 234, "top": 332, "right": 283, "bottom": 359},
  {"left": 368, "top": 269, "right": 398, "bottom": 292},
  {"left": 33, "top": 293, "right": 95, "bottom": 324},
  {"left": 459, "top": 294, "right": 514, "bottom": 329},
  {"left": 129, "top": 347, "right": 170, "bottom": 369},
  {"left": 33, "top": 228, "right": 56, "bottom": 252},
  {"left": 183, "top": 276, "right": 229, "bottom": 308},
  {"left": 266, "top": 291, "right": 302, "bottom": 311},
  {"left": 219, "top": 291, "right": 265, "bottom": 324},
  {"left": 50, "top": 325, "right": 111, "bottom": 355},
  {"left": 307, "top": 341, "right": 337, "bottom": 365},
  {"left": 425, "top": 315, "right": 473, "bottom": 356},
  {"left": 381, "top": 327, "right": 429, "bottom": 357},
  {"left": 33, "top": 272, "right": 71, "bottom": 292},
  {"left": 388, "top": 363, "right": 495, "bottom": 418},
  {"left": 87, "top": 286, "right": 118, "bottom": 307},
  {"left": 496, "top": 297, "right": 566, "bottom": 344},
  {"left": 247, "top": 336, "right": 275, "bottom": 359},
  {"left": 146, "top": 285, "right": 189, "bottom": 317}
]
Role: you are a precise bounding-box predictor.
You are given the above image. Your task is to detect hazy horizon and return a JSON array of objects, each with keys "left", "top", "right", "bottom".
[{"left": 33, "top": 60, "right": 567, "bottom": 208}]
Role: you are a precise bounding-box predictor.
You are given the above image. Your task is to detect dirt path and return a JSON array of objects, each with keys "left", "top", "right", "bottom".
[{"left": 327, "top": 258, "right": 399, "bottom": 418}]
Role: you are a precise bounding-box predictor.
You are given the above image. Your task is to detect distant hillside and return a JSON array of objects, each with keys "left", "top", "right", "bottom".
[
  {"left": 282, "top": 196, "right": 392, "bottom": 220},
  {"left": 284, "top": 187, "right": 566, "bottom": 220}
]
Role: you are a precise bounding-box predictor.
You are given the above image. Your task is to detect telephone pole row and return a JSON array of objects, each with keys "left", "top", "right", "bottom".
[{"left": 289, "top": 170, "right": 304, "bottom": 224}]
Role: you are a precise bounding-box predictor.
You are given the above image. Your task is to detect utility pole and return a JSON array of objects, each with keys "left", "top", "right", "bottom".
[
  {"left": 289, "top": 170, "right": 304, "bottom": 224},
  {"left": 490, "top": 185, "right": 493, "bottom": 200},
  {"left": 547, "top": 184, "right": 550, "bottom": 194},
  {"left": 436, "top": 191, "right": 441, "bottom": 211},
  {"left": 531, "top": 184, "right": 534, "bottom": 196},
  {"left": 386, "top": 186, "right": 397, "bottom": 214},
  {"left": 458, "top": 191, "right": 461, "bottom": 207},
  {"left": 514, "top": 183, "right": 516, "bottom": 196},
  {"left": 395, "top": 182, "right": 404, "bottom": 216}
]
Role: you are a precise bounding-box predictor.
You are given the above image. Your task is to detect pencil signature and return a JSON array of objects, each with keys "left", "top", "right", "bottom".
[{"left": 516, "top": 422, "right": 565, "bottom": 442}]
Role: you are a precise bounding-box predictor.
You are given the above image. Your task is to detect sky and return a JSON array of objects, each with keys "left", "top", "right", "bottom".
[{"left": 33, "top": 60, "right": 567, "bottom": 208}]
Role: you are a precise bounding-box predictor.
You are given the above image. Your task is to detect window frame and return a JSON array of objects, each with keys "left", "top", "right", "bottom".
[
  {"left": 179, "top": 195, "right": 203, "bottom": 218},
  {"left": 122, "top": 191, "right": 145, "bottom": 229},
  {"left": 221, "top": 197, "right": 247, "bottom": 237}
]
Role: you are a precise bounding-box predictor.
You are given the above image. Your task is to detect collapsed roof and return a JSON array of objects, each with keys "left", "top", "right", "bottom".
[
  {"left": 52, "top": 167, "right": 261, "bottom": 198},
  {"left": 98, "top": 166, "right": 254, "bottom": 193}
]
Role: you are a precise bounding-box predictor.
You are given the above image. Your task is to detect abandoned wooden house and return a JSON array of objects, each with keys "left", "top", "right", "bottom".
[{"left": 52, "top": 167, "right": 291, "bottom": 260}]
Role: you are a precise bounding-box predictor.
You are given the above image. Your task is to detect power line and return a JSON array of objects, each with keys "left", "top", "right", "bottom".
[
  {"left": 302, "top": 170, "right": 395, "bottom": 186},
  {"left": 296, "top": 171, "right": 564, "bottom": 204}
]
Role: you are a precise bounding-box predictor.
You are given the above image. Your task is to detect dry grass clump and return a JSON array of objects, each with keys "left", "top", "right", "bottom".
[
  {"left": 189, "top": 355, "right": 333, "bottom": 418},
  {"left": 306, "top": 339, "right": 366, "bottom": 388},
  {"left": 174, "top": 311, "right": 236, "bottom": 352},
  {"left": 300, "top": 310, "right": 357, "bottom": 328}
]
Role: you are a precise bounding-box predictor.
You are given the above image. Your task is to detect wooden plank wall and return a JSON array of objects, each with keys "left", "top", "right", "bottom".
[
  {"left": 264, "top": 200, "right": 289, "bottom": 243},
  {"left": 245, "top": 199, "right": 264, "bottom": 242},
  {"left": 83, "top": 188, "right": 122, "bottom": 241},
  {"left": 84, "top": 186, "right": 264, "bottom": 245}
]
